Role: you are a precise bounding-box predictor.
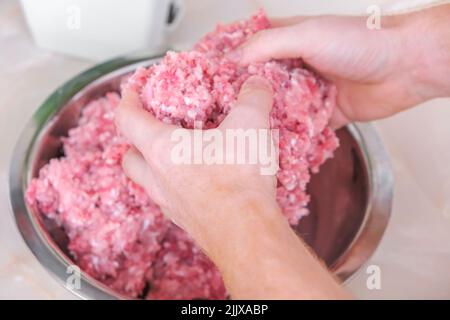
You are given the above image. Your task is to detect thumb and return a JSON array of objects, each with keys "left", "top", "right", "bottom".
[{"left": 221, "top": 76, "right": 273, "bottom": 130}]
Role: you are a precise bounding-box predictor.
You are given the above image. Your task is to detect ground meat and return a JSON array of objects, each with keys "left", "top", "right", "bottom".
[
  {"left": 146, "top": 227, "right": 227, "bottom": 300},
  {"left": 26, "top": 10, "right": 338, "bottom": 299},
  {"left": 27, "top": 93, "right": 226, "bottom": 299},
  {"left": 128, "top": 9, "right": 338, "bottom": 223}
]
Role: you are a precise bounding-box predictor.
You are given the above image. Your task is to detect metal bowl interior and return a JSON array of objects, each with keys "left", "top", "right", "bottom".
[{"left": 9, "top": 54, "right": 393, "bottom": 299}]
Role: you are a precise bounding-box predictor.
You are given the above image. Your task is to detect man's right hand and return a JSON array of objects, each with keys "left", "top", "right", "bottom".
[{"left": 228, "top": 4, "right": 450, "bottom": 128}]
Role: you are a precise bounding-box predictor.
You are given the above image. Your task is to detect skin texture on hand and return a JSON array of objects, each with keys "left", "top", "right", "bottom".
[
  {"left": 227, "top": 4, "right": 450, "bottom": 128},
  {"left": 115, "top": 76, "right": 277, "bottom": 240},
  {"left": 115, "top": 76, "right": 349, "bottom": 299}
]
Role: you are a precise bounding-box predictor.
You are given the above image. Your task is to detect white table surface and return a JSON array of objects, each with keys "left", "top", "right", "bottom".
[{"left": 1, "top": 0, "right": 449, "bottom": 299}]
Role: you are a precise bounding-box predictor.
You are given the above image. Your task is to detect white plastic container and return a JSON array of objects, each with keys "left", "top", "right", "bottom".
[{"left": 20, "top": 0, "right": 183, "bottom": 61}]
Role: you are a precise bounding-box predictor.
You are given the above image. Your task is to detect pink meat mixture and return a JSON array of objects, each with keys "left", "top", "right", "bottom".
[{"left": 26, "top": 10, "right": 339, "bottom": 299}]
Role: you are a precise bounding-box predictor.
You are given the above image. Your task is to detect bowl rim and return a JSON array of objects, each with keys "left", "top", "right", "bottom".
[{"left": 8, "top": 53, "right": 394, "bottom": 299}]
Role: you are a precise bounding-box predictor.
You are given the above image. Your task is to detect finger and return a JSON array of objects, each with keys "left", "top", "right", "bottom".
[
  {"left": 228, "top": 15, "right": 317, "bottom": 63},
  {"left": 228, "top": 15, "right": 357, "bottom": 66},
  {"left": 270, "top": 15, "right": 311, "bottom": 27},
  {"left": 122, "top": 148, "right": 166, "bottom": 203},
  {"left": 122, "top": 150, "right": 174, "bottom": 225},
  {"left": 329, "top": 107, "right": 350, "bottom": 130},
  {"left": 226, "top": 24, "right": 308, "bottom": 65},
  {"left": 115, "top": 88, "right": 174, "bottom": 156},
  {"left": 122, "top": 147, "right": 151, "bottom": 189},
  {"left": 221, "top": 76, "right": 273, "bottom": 130}
]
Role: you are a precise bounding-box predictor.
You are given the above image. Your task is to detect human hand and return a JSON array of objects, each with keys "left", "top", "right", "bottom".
[
  {"left": 228, "top": 5, "right": 450, "bottom": 128},
  {"left": 115, "top": 76, "right": 278, "bottom": 253},
  {"left": 115, "top": 76, "right": 348, "bottom": 299}
]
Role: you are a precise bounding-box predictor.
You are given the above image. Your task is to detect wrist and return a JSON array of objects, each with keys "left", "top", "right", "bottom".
[
  {"left": 181, "top": 186, "right": 348, "bottom": 299},
  {"left": 191, "top": 190, "right": 283, "bottom": 258},
  {"left": 399, "top": 5, "right": 450, "bottom": 101},
  {"left": 196, "top": 194, "right": 347, "bottom": 299},
  {"left": 201, "top": 196, "right": 303, "bottom": 297}
]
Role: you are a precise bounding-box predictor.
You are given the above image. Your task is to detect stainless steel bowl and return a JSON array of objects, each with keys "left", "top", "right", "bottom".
[{"left": 9, "top": 53, "right": 393, "bottom": 299}]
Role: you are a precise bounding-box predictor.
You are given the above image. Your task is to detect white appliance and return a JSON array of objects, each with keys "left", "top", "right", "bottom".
[{"left": 20, "top": 0, "right": 184, "bottom": 61}]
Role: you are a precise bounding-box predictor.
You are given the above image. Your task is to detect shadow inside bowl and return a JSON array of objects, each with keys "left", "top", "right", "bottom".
[{"left": 298, "top": 129, "right": 369, "bottom": 268}]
